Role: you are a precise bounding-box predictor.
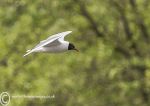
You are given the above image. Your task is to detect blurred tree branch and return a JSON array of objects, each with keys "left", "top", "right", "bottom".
[
  {"left": 129, "top": 0, "right": 149, "bottom": 42},
  {"left": 128, "top": 0, "right": 149, "bottom": 103},
  {"left": 73, "top": 0, "right": 104, "bottom": 37},
  {"left": 111, "top": 0, "right": 133, "bottom": 40},
  {"left": 111, "top": 0, "right": 144, "bottom": 57},
  {"left": 110, "top": 0, "right": 149, "bottom": 103},
  {"left": 131, "top": 65, "right": 148, "bottom": 102}
]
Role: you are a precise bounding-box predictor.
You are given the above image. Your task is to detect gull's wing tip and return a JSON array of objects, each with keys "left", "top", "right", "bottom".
[
  {"left": 23, "top": 50, "right": 33, "bottom": 57},
  {"left": 23, "top": 54, "right": 28, "bottom": 57},
  {"left": 23, "top": 55, "right": 26, "bottom": 57},
  {"left": 66, "top": 31, "right": 72, "bottom": 33}
]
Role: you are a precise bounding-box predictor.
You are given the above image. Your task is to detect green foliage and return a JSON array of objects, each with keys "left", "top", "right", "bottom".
[{"left": 0, "top": 0, "right": 150, "bottom": 106}]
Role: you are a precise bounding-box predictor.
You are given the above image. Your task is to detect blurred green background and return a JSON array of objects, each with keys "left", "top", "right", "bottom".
[{"left": 0, "top": 0, "right": 150, "bottom": 106}]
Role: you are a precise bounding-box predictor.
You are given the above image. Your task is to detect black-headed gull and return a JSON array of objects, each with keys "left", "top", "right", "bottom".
[{"left": 23, "top": 31, "right": 78, "bottom": 57}]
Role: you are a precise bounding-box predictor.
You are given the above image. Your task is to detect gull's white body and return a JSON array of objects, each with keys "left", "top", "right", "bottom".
[
  {"left": 33, "top": 41, "right": 69, "bottom": 53},
  {"left": 23, "top": 31, "right": 72, "bottom": 57}
]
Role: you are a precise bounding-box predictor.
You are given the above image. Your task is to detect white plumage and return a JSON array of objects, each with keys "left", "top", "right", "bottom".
[{"left": 23, "top": 31, "right": 73, "bottom": 57}]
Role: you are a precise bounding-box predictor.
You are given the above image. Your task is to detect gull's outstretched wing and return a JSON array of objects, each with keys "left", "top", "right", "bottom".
[
  {"left": 47, "top": 31, "right": 72, "bottom": 41},
  {"left": 34, "top": 31, "right": 72, "bottom": 49},
  {"left": 23, "top": 31, "right": 72, "bottom": 57}
]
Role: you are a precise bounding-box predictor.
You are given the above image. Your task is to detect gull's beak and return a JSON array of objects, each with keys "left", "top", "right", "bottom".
[{"left": 74, "top": 48, "right": 79, "bottom": 52}]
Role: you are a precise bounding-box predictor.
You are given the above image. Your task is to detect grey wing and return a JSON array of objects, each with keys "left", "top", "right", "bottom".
[
  {"left": 32, "top": 36, "right": 61, "bottom": 50},
  {"left": 43, "top": 39, "right": 61, "bottom": 47},
  {"left": 34, "top": 40, "right": 46, "bottom": 48},
  {"left": 33, "top": 34, "right": 61, "bottom": 49},
  {"left": 32, "top": 31, "right": 72, "bottom": 49},
  {"left": 46, "top": 31, "right": 72, "bottom": 41}
]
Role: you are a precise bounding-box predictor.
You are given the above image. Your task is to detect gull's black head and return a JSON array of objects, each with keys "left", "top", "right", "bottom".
[{"left": 68, "top": 43, "right": 79, "bottom": 52}]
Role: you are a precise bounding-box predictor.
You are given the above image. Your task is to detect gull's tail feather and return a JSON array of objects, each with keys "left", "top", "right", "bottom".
[{"left": 23, "top": 50, "right": 34, "bottom": 57}]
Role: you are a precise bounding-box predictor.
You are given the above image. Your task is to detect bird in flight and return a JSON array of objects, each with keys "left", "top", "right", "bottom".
[{"left": 23, "top": 31, "right": 78, "bottom": 57}]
